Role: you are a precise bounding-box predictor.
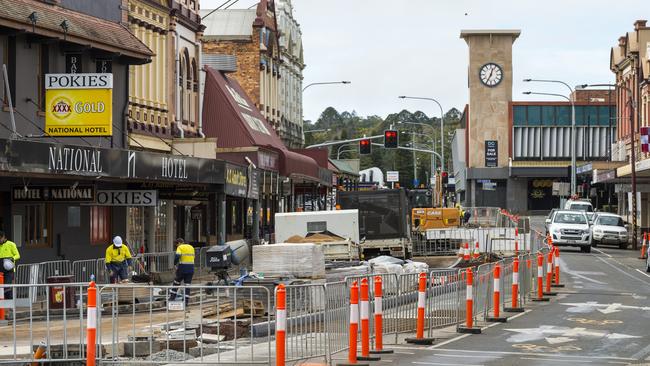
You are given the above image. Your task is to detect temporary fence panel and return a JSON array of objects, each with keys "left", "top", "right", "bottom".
[
  {"left": 282, "top": 282, "right": 328, "bottom": 363},
  {"left": 324, "top": 281, "right": 349, "bottom": 360},
  {"left": 426, "top": 269, "right": 462, "bottom": 337},
  {"left": 0, "top": 283, "right": 89, "bottom": 365},
  {"left": 96, "top": 283, "right": 272, "bottom": 365},
  {"left": 72, "top": 260, "right": 100, "bottom": 283}
]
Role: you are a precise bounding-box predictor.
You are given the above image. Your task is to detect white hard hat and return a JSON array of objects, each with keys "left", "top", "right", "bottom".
[
  {"left": 113, "top": 236, "right": 123, "bottom": 247},
  {"left": 2, "top": 258, "right": 14, "bottom": 271}
]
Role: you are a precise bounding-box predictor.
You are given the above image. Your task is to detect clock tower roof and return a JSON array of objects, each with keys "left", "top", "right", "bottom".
[{"left": 460, "top": 29, "right": 521, "bottom": 41}]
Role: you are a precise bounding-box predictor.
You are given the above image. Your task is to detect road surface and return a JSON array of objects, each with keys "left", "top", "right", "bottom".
[{"left": 341, "top": 245, "right": 650, "bottom": 366}]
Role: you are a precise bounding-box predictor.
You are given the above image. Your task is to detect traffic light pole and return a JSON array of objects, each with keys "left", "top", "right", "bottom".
[{"left": 305, "top": 135, "right": 385, "bottom": 149}]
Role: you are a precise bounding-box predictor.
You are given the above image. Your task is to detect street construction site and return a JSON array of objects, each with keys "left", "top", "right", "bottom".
[{"left": 0, "top": 189, "right": 554, "bottom": 365}]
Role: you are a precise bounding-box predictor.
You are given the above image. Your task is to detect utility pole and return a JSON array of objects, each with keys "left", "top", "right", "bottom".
[{"left": 630, "top": 92, "right": 638, "bottom": 251}]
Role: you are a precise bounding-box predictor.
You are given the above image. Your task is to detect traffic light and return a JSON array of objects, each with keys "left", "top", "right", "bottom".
[
  {"left": 359, "top": 139, "right": 371, "bottom": 155},
  {"left": 441, "top": 171, "right": 448, "bottom": 185},
  {"left": 384, "top": 130, "right": 398, "bottom": 148}
]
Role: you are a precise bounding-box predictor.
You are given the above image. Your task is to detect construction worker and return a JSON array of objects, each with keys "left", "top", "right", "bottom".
[
  {"left": 105, "top": 236, "right": 133, "bottom": 283},
  {"left": 169, "top": 238, "right": 195, "bottom": 305},
  {"left": 0, "top": 230, "right": 20, "bottom": 299},
  {"left": 456, "top": 204, "right": 465, "bottom": 225}
]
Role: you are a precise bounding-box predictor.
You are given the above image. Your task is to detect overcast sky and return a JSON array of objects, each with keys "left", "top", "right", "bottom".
[{"left": 202, "top": 0, "right": 645, "bottom": 122}]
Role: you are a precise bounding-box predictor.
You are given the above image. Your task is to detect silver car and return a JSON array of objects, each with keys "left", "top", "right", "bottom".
[{"left": 591, "top": 213, "right": 628, "bottom": 249}]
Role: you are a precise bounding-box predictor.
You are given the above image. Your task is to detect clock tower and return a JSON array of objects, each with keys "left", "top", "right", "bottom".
[{"left": 460, "top": 30, "right": 520, "bottom": 207}]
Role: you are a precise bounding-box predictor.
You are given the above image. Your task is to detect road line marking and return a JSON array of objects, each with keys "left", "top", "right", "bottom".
[
  {"left": 432, "top": 354, "right": 492, "bottom": 358},
  {"left": 607, "top": 362, "right": 630, "bottom": 365},
  {"left": 520, "top": 357, "right": 591, "bottom": 363},
  {"left": 413, "top": 362, "right": 482, "bottom": 366},
  {"left": 592, "top": 248, "right": 612, "bottom": 258},
  {"left": 593, "top": 254, "right": 650, "bottom": 285},
  {"left": 563, "top": 269, "right": 607, "bottom": 285},
  {"left": 394, "top": 351, "right": 415, "bottom": 354},
  {"left": 431, "top": 348, "right": 636, "bottom": 361},
  {"left": 630, "top": 342, "right": 650, "bottom": 360},
  {"left": 635, "top": 269, "right": 650, "bottom": 279},
  {"left": 428, "top": 310, "right": 531, "bottom": 349}
]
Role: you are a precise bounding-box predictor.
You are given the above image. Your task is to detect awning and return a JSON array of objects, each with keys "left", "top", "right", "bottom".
[
  {"left": 203, "top": 67, "right": 319, "bottom": 181},
  {"left": 0, "top": 0, "right": 152, "bottom": 63}
]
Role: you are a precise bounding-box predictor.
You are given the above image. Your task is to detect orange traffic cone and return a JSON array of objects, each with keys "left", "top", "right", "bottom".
[
  {"left": 640, "top": 232, "right": 648, "bottom": 259},
  {"left": 473, "top": 242, "right": 480, "bottom": 259}
]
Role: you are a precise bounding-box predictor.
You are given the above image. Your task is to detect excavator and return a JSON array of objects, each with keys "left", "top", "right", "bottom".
[{"left": 407, "top": 188, "right": 461, "bottom": 231}]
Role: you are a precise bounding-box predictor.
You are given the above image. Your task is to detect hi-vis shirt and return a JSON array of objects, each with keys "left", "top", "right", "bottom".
[
  {"left": 175, "top": 244, "right": 195, "bottom": 265},
  {"left": 105, "top": 245, "right": 132, "bottom": 265}
]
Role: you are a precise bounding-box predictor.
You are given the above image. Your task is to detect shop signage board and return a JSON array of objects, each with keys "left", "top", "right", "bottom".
[
  {"left": 12, "top": 185, "right": 95, "bottom": 202},
  {"left": 386, "top": 171, "right": 399, "bottom": 182},
  {"left": 45, "top": 73, "right": 113, "bottom": 137},
  {"left": 95, "top": 190, "right": 157, "bottom": 206},
  {"left": 225, "top": 163, "right": 259, "bottom": 199},
  {"left": 0, "top": 138, "right": 226, "bottom": 185},
  {"left": 576, "top": 163, "right": 593, "bottom": 175},
  {"left": 485, "top": 140, "right": 498, "bottom": 167}
]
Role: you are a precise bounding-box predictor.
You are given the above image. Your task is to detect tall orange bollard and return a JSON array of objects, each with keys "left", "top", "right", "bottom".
[
  {"left": 544, "top": 251, "right": 557, "bottom": 296},
  {"left": 276, "top": 284, "right": 286, "bottom": 366},
  {"left": 486, "top": 263, "right": 507, "bottom": 322},
  {"left": 505, "top": 258, "right": 524, "bottom": 312},
  {"left": 86, "top": 281, "right": 97, "bottom": 366},
  {"left": 337, "top": 281, "right": 369, "bottom": 366},
  {"left": 514, "top": 228, "right": 520, "bottom": 253},
  {"left": 406, "top": 273, "right": 435, "bottom": 344},
  {"left": 370, "top": 276, "right": 393, "bottom": 355},
  {"left": 552, "top": 247, "right": 565, "bottom": 288},
  {"left": 357, "top": 279, "right": 380, "bottom": 361},
  {"left": 0, "top": 273, "right": 4, "bottom": 321},
  {"left": 532, "top": 254, "right": 549, "bottom": 302},
  {"left": 458, "top": 268, "right": 481, "bottom": 334}
]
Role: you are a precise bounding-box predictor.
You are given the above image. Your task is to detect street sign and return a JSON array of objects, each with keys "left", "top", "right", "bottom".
[
  {"left": 485, "top": 140, "right": 498, "bottom": 167},
  {"left": 386, "top": 171, "right": 399, "bottom": 182}
]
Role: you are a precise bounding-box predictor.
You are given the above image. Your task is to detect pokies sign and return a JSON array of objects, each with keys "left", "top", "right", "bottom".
[{"left": 45, "top": 73, "right": 113, "bottom": 137}]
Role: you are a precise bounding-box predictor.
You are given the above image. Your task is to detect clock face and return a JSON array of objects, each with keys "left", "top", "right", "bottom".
[{"left": 479, "top": 63, "right": 503, "bottom": 87}]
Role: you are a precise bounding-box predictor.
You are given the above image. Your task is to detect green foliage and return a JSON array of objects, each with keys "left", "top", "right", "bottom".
[{"left": 304, "top": 107, "right": 462, "bottom": 188}]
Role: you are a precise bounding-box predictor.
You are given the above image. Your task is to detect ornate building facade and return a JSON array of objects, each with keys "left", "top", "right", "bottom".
[
  {"left": 276, "top": 0, "right": 305, "bottom": 148},
  {"left": 127, "top": 0, "right": 204, "bottom": 151}
]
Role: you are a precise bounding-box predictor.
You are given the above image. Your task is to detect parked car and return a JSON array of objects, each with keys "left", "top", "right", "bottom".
[
  {"left": 591, "top": 213, "right": 628, "bottom": 249},
  {"left": 547, "top": 210, "right": 592, "bottom": 253}
]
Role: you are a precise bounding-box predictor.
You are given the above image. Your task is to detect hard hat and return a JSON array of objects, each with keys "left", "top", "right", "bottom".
[
  {"left": 2, "top": 258, "right": 14, "bottom": 271},
  {"left": 113, "top": 236, "right": 123, "bottom": 247}
]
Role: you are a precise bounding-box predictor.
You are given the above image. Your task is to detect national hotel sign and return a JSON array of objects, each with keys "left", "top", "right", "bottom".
[{"left": 45, "top": 73, "right": 113, "bottom": 136}]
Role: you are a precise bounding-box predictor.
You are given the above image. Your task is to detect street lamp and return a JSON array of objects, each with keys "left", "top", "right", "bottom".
[
  {"left": 398, "top": 96, "right": 446, "bottom": 172},
  {"left": 303, "top": 81, "right": 351, "bottom": 92},
  {"left": 523, "top": 78, "right": 576, "bottom": 196},
  {"left": 578, "top": 83, "right": 638, "bottom": 250},
  {"left": 398, "top": 121, "right": 438, "bottom": 176}
]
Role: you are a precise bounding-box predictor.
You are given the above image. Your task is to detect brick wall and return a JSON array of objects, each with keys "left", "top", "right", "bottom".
[{"left": 203, "top": 39, "right": 261, "bottom": 108}]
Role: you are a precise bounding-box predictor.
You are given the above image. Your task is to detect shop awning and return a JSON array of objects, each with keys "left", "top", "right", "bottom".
[
  {"left": 203, "top": 67, "right": 319, "bottom": 181},
  {"left": 0, "top": 0, "right": 152, "bottom": 63}
]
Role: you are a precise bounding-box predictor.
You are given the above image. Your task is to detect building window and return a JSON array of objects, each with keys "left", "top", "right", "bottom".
[
  {"left": 527, "top": 106, "right": 541, "bottom": 125},
  {"left": 23, "top": 204, "right": 51, "bottom": 248},
  {"left": 541, "top": 106, "right": 555, "bottom": 125},
  {"left": 90, "top": 206, "right": 111, "bottom": 245},
  {"left": 557, "top": 106, "right": 571, "bottom": 125}
]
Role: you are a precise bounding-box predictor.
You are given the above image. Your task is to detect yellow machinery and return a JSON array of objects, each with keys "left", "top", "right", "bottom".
[
  {"left": 407, "top": 189, "right": 461, "bottom": 231},
  {"left": 412, "top": 207, "right": 461, "bottom": 231}
]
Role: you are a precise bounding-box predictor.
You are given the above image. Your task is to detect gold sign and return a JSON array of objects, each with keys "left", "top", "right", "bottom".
[{"left": 45, "top": 73, "right": 113, "bottom": 136}]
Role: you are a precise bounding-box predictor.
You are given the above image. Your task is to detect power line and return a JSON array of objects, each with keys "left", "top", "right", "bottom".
[{"left": 201, "top": 0, "right": 238, "bottom": 19}]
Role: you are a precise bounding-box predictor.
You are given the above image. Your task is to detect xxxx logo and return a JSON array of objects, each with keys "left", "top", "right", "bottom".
[{"left": 51, "top": 97, "right": 72, "bottom": 119}]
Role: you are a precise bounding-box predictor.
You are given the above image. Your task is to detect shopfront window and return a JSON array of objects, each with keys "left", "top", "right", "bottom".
[
  {"left": 90, "top": 206, "right": 111, "bottom": 245},
  {"left": 23, "top": 204, "right": 50, "bottom": 248},
  {"left": 154, "top": 200, "right": 169, "bottom": 252},
  {"left": 127, "top": 207, "right": 145, "bottom": 252}
]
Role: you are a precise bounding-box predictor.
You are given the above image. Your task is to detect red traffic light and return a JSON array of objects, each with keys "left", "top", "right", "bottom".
[
  {"left": 384, "top": 130, "right": 398, "bottom": 148},
  {"left": 359, "top": 139, "right": 371, "bottom": 154}
]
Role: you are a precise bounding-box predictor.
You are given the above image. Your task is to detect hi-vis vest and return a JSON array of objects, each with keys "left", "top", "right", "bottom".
[{"left": 176, "top": 244, "right": 195, "bottom": 265}]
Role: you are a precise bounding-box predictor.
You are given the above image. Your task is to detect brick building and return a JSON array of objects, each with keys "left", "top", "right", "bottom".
[{"left": 201, "top": 1, "right": 286, "bottom": 143}]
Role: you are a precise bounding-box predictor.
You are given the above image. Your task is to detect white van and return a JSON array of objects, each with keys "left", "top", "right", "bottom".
[{"left": 564, "top": 199, "right": 594, "bottom": 212}]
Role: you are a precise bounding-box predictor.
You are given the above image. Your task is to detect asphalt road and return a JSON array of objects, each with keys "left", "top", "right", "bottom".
[{"left": 351, "top": 244, "right": 650, "bottom": 366}]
